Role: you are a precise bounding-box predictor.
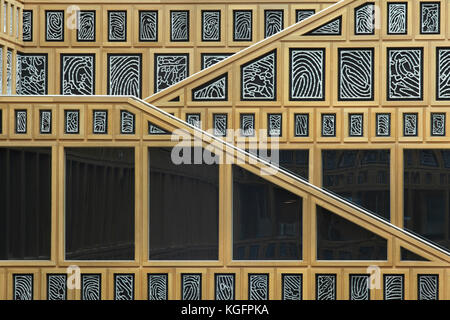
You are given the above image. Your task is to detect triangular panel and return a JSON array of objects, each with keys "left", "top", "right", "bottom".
[
  {"left": 304, "top": 16, "right": 342, "bottom": 36},
  {"left": 241, "top": 50, "right": 276, "bottom": 101},
  {"left": 401, "top": 247, "right": 430, "bottom": 262},
  {"left": 192, "top": 74, "right": 228, "bottom": 101},
  {"left": 148, "top": 121, "right": 170, "bottom": 135}
]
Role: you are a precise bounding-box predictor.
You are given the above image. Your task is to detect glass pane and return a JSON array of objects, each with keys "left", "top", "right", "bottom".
[
  {"left": 316, "top": 205, "right": 388, "bottom": 260},
  {"left": 404, "top": 150, "right": 450, "bottom": 251},
  {"left": 249, "top": 149, "right": 309, "bottom": 180},
  {"left": 233, "top": 165, "right": 302, "bottom": 260},
  {"left": 322, "top": 150, "right": 390, "bottom": 220},
  {"left": 0, "top": 147, "right": 51, "bottom": 260},
  {"left": 400, "top": 247, "right": 429, "bottom": 261},
  {"left": 65, "top": 148, "right": 135, "bottom": 260},
  {"left": 149, "top": 147, "right": 219, "bottom": 260}
]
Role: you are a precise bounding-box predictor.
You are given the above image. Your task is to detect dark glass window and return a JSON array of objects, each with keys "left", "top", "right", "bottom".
[
  {"left": 400, "top": 247, "right": 429, "bottom": 261},
  {"left": 322, "top": 150, "right": 390, "bottom": 220},
  {"left": 248, "top": 149, "right": 309, "bottom": 180},
  {"left": 233, "top": 165, "right": 302, "bottom": 260},
  {"left": 0, "top": 147, "right": 51, "bottom": 260},
  {"left": 65, "top": 148, "right": 135, "bottom": 260},
  {"left": 316, "top": 206, "right": 388, "bottom": 260},
  {"left": 404, "top": 150, "right": 450, "bottom": 251},
  {"left": 149, "top": 147, "right": 219, "bottom": 260}
]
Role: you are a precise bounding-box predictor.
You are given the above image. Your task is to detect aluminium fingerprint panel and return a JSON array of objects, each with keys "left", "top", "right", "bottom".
[
  {"left": 154, "top": 54, "right": 189, "bottom": 93},
  {"left": 233, "top": 10, "right": 252, "bottom": 41},
  {"left": 387, "top": 3, "right": 407, "bottom": 35},
  {"left": 192, "top": 74, "right": 227, "bottom": 101},
  {"left": 171, "top": 10, "right": 189, "bottom": 41},
  {"left": 46, "top": 10, "right": 64, "bottom": 41},
  {"left": 436, "top": 48, "right": 450, "bottom": 100},
  {"left": 241, "top": 50, "right": 276, "bottom": 100},
  {"left": 182, "top": 274, "right": 202, "bottom": 300},
  {"left": 13, "top": 274, "right": 33, "bottom": 300},
  {"left": 201, "top": 53, "right": 232, "bottom": 70},
  {"left": 148, "top": 274, "right": 168, "bottom": 300},
  {"left": 202, "top": 10, "right": 220, "bottom": 41},
  {"left": 387, "top": 48, "right": 423, "bottom": 100},
  {"left": 114, "top": 274, "right": 135, "bottom": 300},
  {"left": 108, "top": 54, "right": 142, "bottom": 98},
  {"left": 305, "top": 16, "right": 341, "bottom": 35},
  {"left": 355, "top": 2, "right": 375, "bottom": 35},
  {"left": 248, "top": 274, "right": 269, "bottom": 300},
  {"left": 139, "top": 11, "right": 158, "bottom": 42},
  {"left": 383, "top": 275, "right": 404, "bottom": 300},
  {"left": 418, "top": 275, "right": 439, "bottom": 300},
  {"left": 290, "top": 48, "right": 325, "bottom": 101},
  {"left": 108, "top": 11, "right": 127, "bottom": 41},
  {"left": 77, "top": 11, "right": 95, "bottom": 41},
  {"left": 296, "top": 9, "right": 315, "bottom": 23},
  {"left": 23, "top": 10, "right": 33, "bottom": 41},
  {"left": 316, "top": 274, "right": 336, "bottom": 300},
  {"left": 338, "top": 48, "right": 374, "bottom": 101},
  {"left": 215, "top": 274, "right": 235, "bottom": 300},
  {"left": 282, "top": 274, "right": 302, "bottom": 300},
  {"left": 264, "top": 10, "right": 283, "bottom": 38},
  {"left": 47, "top": 274, "right": 67, "bottom": 300},
  {"left": 61, "top": 54, "right": 95, "bottom": 95},
  {"left": 349, "top": 274, "right": 370, "bottom": 300},
  {"left": 420, "top": 2, "right": 440, "bottom": 34},
  {"left": 81, "top": 274, "right": 101, "bottom": 300},
  {"left": 17, "top": 54, "right": 48, "bottom": 95}
]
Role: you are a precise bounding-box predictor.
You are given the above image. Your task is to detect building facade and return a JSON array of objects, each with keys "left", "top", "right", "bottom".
[{"left": 0, "top": 0, "right": 449, "bottom": 300}]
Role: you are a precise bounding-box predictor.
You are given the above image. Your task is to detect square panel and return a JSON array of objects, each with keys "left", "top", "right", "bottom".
[
  {"left": 202, "top": 10, "right": 220, "bottom": 42},
  {"left": 338, "top": 48, "right": 374, "bottom": 101},
  {"left": 387, "top": 48, "right": 423, "bottom": 100},
  {"left": 45, "top": 10, "right": 64, "bottom": 41},
  {"left": 139, "top": 10, "right": 158, "bottom": 42},
  {"left": 77, "top": 11, "right": 96, "bottom": 42},
  {"left": 170, "top": 10, "right": 189, "bottom": 42},
  {"left": 107, "top": 54, "right": 142, "bottom": 97},
  {"left": 61, "top": 54, "right": 95, "bottom": 95},
  {"left": 290, "top": 48, "right": 325, "bottom": 101},
  {"left": 154, "top": 53, "right": 189, "bottom": 93},
  {"left": 108, "top": 11, "right": 127, "bottom": 42}
]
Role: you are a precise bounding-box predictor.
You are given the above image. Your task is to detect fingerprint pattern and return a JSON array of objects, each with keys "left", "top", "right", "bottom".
[
  {"left": 437, "top": 48, "right": 450, "bottom": 99},
  {"left": 233, "top": 10, "right": 252, "bottom": 41},
  {"left": 349, "top": 114, "right": 363, "bottom": 137},
  {"left": 17, "top": 54, "right": 47, "bottom": 95},
  {"left": 268, "top": 114, "right": 282, "bottom": 137},
  {"left": 202, "top": 11, "right": 220, "bottom": 41},
  {"left": 418, "top": 275, "right": 438, "bottom": 300},
  {"left": 47, "top": 274, "right": 67, "bottom": 300},
  {"left": 265, "top": 10, "right": 283, "bottom": 38},
  {"left": 108, "top": 11, "right": 126, "bottom": 41},
  {"left": 376, "top": 114, "right": 391, "bottom": 136},
  {"left": 306, "top": 16, "right": 341, "bottom": 35},
  {"left": 15, "top": 110, "right": 27, "bottom": 134},
  {"left": 62, "top": 55, "right": 95, "bottom": 95},
  {"left": 77, "top": 11, "right": 95, "bottom": 41},
  {"left": 282, "top": 274, "right": 302, "bottom": 300},
  {"left": 46, "top": 11, "right": 64, "bottom": 41},
  {"left": 182, "top": 274, "right": 201, "bottom": 300},
  {"left": 322, "top": 114, "right": 336, "bottom": 137},
  {"left": 295, "top": 114, "right": 309, "bottom": 137},
  {"left": 290, "top": 49, "right": 324, "bottom": 100},
  {"left": 350, "top": 275, "right": 370, "bottom": 300},
  {"left": 14, "top": 274, "right": 33, "bottom": 300},
  {"left": 316, "top": 274, "right": 336, "bottom": 300},
  {"left": 296, "top": 10, "right": 315, "bottom": 23},
  {"left": 93, "top": 110, "right": 107, "bottom": 134},
  {"left": 121, "top": 110, "right": 135, "bottom": 134},
  {"left": 148, "top": 122, "right": 169, "bottom": 134},
  {"left": 139, "top": 11, "right": 157, "bottom": 41},
  {"left": 431, "top": 113, "right": 445, "bottom": 136},
  {"left": 40, "top": 110, "right": 52, "bottom": 134},
  {"left": 403, "top": 113, "right": 418, "bottom": 136},
  {"left": 155, "top": 54, "right": 188, "bottom": 93},
  {"left": 193, "top": 74, "right": 227, "bottom": 101},
  {"left": 355, "top": 3, "right": 375, "bottom": 35},
  {"left": 171, "top": 11, "right": 189, "bottom": 41},
  {"left": 202, "top": 54, "right": 232, "bottom": 69},
  {"left": 339, "top": 49, "right": 373, "bottom": 100},
  {"left": 249, "top": 274, "right": 269, "bottom": 300},
  {"left": 421, "top": 3, "right": 440, "bottom": 34},
  {"left": 215, "top": 274, "right": 235, "bottom": 300},
  {"left": 240, "top": 114, "right": 255, "bottom": 137},
  {"left": 114, "top": 274, "right": 134, "bottom": 300},
  {"left": 213, "top": 114, "right": 227, "bottom": 137},
  {"left": 388, "top": 3, "right": 407, "bottom": 34},
  {"left": 81, "top": 274, "right": 101, "bottom": 301},
  {"left": 384, "top": 275, "right": 404, "bottom": 300},
  {"left": 388, "top": 49, "right": 422, "bottom": 100},
  {"left": 6, "top": 50, "right": 12, "bottom": 95},
  {"left": 16, "top": 54, "right": 22, "bottom": 95},
  {"left": 23, "top": 10, "right": 32, "bottom": 41},
  {"left": 148, "top": 274, "right": 168, "bottom": 300},
  {"left": 109, "top": 54, "right": 141, "bottom": 97},
  {"left": 242, "top": 51, "right": 276, "bottom": 100},
  {"left": 65, "top": 110, "right": 79, "bottom": 134},
  {"left": 186, "top": 113, "right": 201, "bottom": 128}
]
